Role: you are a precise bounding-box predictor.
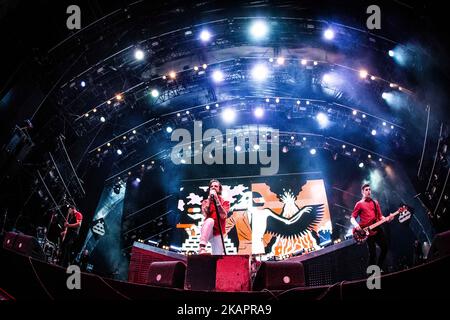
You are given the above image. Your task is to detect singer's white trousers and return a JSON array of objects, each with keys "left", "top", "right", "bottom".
[{"left": 199, "top": 217, "right": 224, "bottom": 254}]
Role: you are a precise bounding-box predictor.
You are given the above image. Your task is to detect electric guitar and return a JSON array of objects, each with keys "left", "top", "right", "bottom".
[{"left": 353, "top": 206, "right": 408, "bottom": 243}]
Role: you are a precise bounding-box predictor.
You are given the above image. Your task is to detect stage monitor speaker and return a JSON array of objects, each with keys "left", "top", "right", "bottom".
[
  {"left": 185, "top": 255, "right": 251, "bottom": 291},
  {"left": 3, "top": 232, "right": 18, "bottom": 250},
  {"left": 429, "top": 230, "right": 450, "bottom": 260},
  {"left": 252, "top": 261, "right": 305, "bottom": 291},
  {"left": 11, "top": 233, "right": 45, "bottom": 261},
  {"left": 147, "top": 261, "right": 186, "bottom": 289}
]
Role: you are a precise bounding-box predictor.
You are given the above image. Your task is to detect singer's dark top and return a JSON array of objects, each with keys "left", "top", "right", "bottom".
[{"left": 202, "top": 196, "right": 230, "bottom": 236}]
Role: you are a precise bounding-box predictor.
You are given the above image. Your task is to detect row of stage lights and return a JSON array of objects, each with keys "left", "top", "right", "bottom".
[
  {"left": 80, "top": 60, "right": 404, "bottom": 120},
  {"left": 88, "top": 96, "right": 396, "bottom": 143},
  {"left": 77, "top": 19, "right": 409, "bottom": 118}
]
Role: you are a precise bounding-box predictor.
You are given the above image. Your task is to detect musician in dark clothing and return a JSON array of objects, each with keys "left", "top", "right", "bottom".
[
  {"left": 60, "top": 205, "right": 83, "bottom": 267},
  {"left": 350, "top": 184, "right": 394, "bottom": 270}
]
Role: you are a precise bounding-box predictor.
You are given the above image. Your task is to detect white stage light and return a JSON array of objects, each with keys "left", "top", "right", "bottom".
[
  {"left": 250, "top": 20, "right": 268, "bottom": 39},
  {"left": 134, "top": 49, "right": 145, "bottom": 60},
  {"left": 199, "top": 30, "right": 211, "bottom": 42},
  {"left": 324, "top": 28, "right": 335, "bottom": 40},
  {"left": 222, "top": 108, "right": 236, "bottom": 123},
  {"left": 254, "top": 107, "right": 264, "bottom": 118},
  {"left": 251, "top": 64, "right": 269, "bottom": 81},
  {"left": 212, "top": 70, "right": 224, "bottom": 83}
]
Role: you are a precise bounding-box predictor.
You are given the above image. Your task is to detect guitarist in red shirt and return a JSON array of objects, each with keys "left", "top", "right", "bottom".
[
  {"left": 350, "top": 184, "right": 394, "bottom": 270},
  {"left": 60, "top": 205, "right": 83, "bottom": 267}
]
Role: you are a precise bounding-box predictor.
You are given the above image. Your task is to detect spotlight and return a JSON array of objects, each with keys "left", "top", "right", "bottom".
[
  {"left": 205, "top": 105, "right": 210, "bottom": 110},
  {"left": 302, "top": 137, "right": 307, "bottom": 141},
  {"left": 80, "top": 81, "right": 86, "bottom": 87},
  {"left": 100, "top": 116, "right": 106, "bottom": 123},
  {"left": 199, "top": 30, "right": 211, "bottom": 42},
  {"left": 359, "top": 69, "right": 368, "bottom": 79},
  {"left": 194, "top": 66, "right": 198, "bottom": 71},
  {"left": 107, "top": 100, "right": 111, "bottom": 105},
  {"left": 93, "top": 108, "right": 97, "bottom": 113},
  {"left": 291, "top": 136, "right": 295, "bottom": 140},
  {"left": 132, "top": 130, "right": 137, "bottom": 134},
  {"left": 368, "top": 154, "right": 372, "bottom": 159},
  {"left": 322, "top": 74, "right": 331, "bottom": 82},
  {"left": 388, "top": 50, "right": 395, "bottom": 57},
  {"left": 310, "top": 148, "right": 317, "bottom": 155},
  {"left": 253, "top": 144, "right": 260, "bottom": 150},
  {"left": 282, "top": 146, "right": 289, "bottom": 153},
  {"left": 297, "top": 100, "right": 300, "bottom": 105},
  {"left": 342, "top": 144, "right": 346, "bottom": 149},
  {"left": 352, "top": 110, "right": 357, "bottom": 115},
  {"left": 107, "top": 142, "right": 111, "bottom": 147},
  {"left": 313, "top": 61, "right": 318, "bottom": 66},
  {"left": 151, "top": 89, "right": 159, "bottom": 98},
  {"left": 370, "top": 76, "right": 376, "bottom": 80},
  {"left": 382, "top": 122, "right": 386, "bottom": 126},
  {"left": 382, "top": 92, "right": 389, "bottom": 99},
  {"left": 316, "top": 112, "right": 329, "bottom": 128},
  {"left": 306, "top": 101, "right": 310, "bottom": 105},
  {"left": 202, "top": 64, "right": 208, "bottom": 69},
  {"left": 235, "top": 146, "right": 242, "bottom": 152},
  {"left": 379, "top": 158, "right": 383, "bottom": 162},
  {"left": 212, "top": 70, "right": 224, "bottom": 83},
  {"left": 136, "top": 178, "right": 141, "bottom": 183},
  {"left": 250, "top": 20, "right": 268, "bottom": 39},
  {"left": 352, "top": 148, "right": 356, "bottom": 152},
  {"left": 116, "top": 94, "right": 123, "bottom": 101},
  {"left": 371, "top": 129, "right": 377, "bottom": 136},
  {"left": 269, "top": 58, "right": 274, "bottom": 63},
  {"left": 390, "top": 83, "right": 396, "bottom": 88},
  {"left": 362, "top": 114, "right": 366, "bottom": 118},
  {"left": 301, "top": 59, "right": 307, "bottom": 65},
  {"left": 134, "top": 49, "right": 145, "bottom": 60},
  {"left": 113, "top": 183, "right": 121, "bottom": 194},
  {"left": 222, "top": 108, "right": 236, "bottom": 123},
  {"left": 265, "top": 98, "right": 270, "bottom": 103},
  {"left": 324, "top": 28, "right": 335, "bottom": 40},
  {"left": 275, "top": 98, "right": 280, "bottom": 103},
  {"left": 169, "top": 71, "right": 176, "bottom": 79},
  {"left": 117, "top": 149, "right": 123, "bottom": 155},
  {"left": 276, "top": 57, "right": 285, "bottom": 65},
  {"left": 166, "top": 127, "right": 173, "bottom": 133},
  {"left": 251, "top": 64, "right": 269, "bottom": 81},
  {"left": 254, "top": 107, "right": 264, "bottom": 118},
  {"left": 390, "top": 125, "right": 394, "bottom": 129},
  {"left": 359, "top": 162, "right": 364, "bottom": 168}
]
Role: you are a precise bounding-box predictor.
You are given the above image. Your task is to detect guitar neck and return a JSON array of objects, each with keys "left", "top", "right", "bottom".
[{"left": 368, "top": 210, "right": 399, "bottom": 230}]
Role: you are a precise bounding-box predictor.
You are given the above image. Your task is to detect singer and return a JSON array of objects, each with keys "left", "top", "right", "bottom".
[{"left": 199, "top": 179, "right": 230, "bottom": 254}]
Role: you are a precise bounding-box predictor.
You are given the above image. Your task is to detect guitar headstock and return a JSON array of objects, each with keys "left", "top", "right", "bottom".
[{"left": 397, "top": 204, "right": 412, "bottom": 223}]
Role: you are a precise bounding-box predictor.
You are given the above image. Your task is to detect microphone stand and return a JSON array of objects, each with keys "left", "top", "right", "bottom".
[{"left": 210, "top": 194, "right": 227, "bottom": 255}]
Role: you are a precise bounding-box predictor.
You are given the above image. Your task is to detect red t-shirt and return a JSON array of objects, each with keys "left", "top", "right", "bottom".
[
  {"left": 351, "top": 198, "right": 382, "bottom": 227},
  {"left": 203, "top": 197, "right": 230, "bottom": 236},
  {"left": 68, "top": 210, "right": 83, "bottom": 235}
]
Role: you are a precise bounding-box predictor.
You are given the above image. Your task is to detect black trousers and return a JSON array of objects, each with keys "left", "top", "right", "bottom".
[
  {"left": 61, "top": 233, "right": 77, "bottom": 268},
  {"left": 366, "top": 227, "right": 388, "bottom": 269}
]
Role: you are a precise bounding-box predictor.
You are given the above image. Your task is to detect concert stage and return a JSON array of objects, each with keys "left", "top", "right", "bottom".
[
  {"left": 1, "top": 242, "right": 449, "bottom": 301},
  {"left": 1, "top": 1, "right": 449, "bottom": 308}
]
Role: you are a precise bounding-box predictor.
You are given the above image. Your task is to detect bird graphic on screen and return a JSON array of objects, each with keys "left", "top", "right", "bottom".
[{"left": 265, "top": 204, "right": 325, "bottom": 238}]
